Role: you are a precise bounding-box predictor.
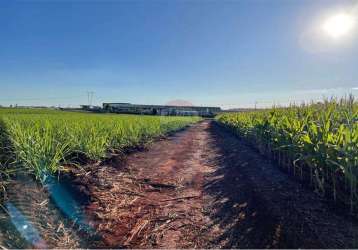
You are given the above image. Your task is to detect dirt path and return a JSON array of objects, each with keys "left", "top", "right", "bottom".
[{"left": 75, "top": 120, "right": 358, "bottom": 248}]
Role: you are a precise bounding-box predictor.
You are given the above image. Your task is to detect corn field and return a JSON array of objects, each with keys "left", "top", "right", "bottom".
[
  {"left": 0, "top": 108, "right": 200, "bottom": 181},
  {"left": 217, "top": 97, "right": 358, "bottom": 212}
]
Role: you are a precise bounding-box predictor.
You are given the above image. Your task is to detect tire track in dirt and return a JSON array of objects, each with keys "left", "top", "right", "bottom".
[
  {"left": 82, "top": 121, "right": 218, "bottom": 248},
  {"left": 79, "top": 120, "right": 358, "bottom": 248}
]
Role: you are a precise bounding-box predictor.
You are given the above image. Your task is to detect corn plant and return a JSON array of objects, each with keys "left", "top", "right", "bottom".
[{"left": 217, "top": 96, "right": 358, "bottom": 212}]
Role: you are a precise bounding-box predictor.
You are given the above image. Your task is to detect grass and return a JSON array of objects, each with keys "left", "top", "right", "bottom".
[
  {"left": 217, "top": 96, "right": 358, "bottom": 212},
  {"left": 0, "top": 108, "right": 201, "bottom": 181}
]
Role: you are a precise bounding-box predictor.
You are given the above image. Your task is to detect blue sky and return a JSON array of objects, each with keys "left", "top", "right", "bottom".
[{"left": 1, "top": 0, "right": 358, "bottom": 108}]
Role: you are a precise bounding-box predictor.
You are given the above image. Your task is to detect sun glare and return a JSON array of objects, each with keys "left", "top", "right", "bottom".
[{"left": 322, "top": 13, "right": 356, "bottom": 39}]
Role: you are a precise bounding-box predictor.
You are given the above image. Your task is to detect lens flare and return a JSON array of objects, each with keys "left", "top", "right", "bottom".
[{"left": 322, "top": 13, "right": 356, "bottom": 39}]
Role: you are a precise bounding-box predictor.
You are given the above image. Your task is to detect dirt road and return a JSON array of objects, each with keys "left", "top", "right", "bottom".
[{"left": 73, "top": 120, "right": 358, "bottom": 248}]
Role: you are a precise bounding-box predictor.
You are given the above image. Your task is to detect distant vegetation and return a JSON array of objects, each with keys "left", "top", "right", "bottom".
[
  {"left": 217, "top": 97, "right": 358, "bottom": 212},
  {"left": 0, "top": 108, "right": 200, "bottom": 181}
]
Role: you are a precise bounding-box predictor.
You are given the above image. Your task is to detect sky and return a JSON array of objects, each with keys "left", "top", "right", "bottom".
[{"left": 1, "top": 0, "right": 358, "bottom": 109}]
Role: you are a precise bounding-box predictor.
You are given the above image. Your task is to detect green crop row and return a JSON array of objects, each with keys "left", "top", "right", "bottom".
[
  {"left": 217, "top": 97, "right": 358, "bottom": 212},
  {"left": 0, "top": 109, "right": 200, "bottom": 181}
]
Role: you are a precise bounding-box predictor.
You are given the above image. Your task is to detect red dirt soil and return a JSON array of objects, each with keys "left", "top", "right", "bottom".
[{"left": 72, "top": 120, "right": 358, "bottom": 248}]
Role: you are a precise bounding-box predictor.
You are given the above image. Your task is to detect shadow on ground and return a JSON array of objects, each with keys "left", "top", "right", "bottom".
[
  {"left": 204, "top": 121, "right": 358, "bottom": 249},
  {"left": 203, "top": 122, "right": 291, "bottom": 248}
]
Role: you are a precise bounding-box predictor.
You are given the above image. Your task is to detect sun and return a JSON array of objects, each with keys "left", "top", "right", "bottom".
[{"left": 322, "top": 13, "right": 356, "bottom": 39}]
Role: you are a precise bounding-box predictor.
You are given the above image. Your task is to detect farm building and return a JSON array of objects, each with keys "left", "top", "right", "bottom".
[{"left": 103, "top": 103, "right": 221, "bottom": 117}]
